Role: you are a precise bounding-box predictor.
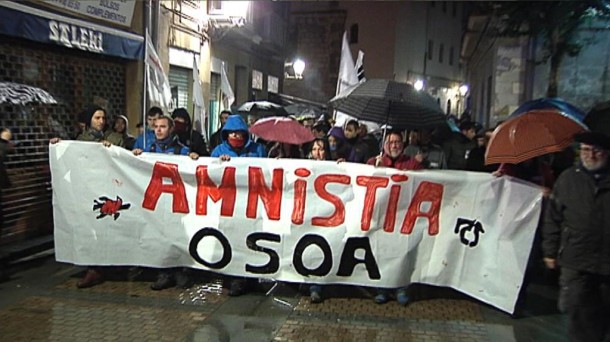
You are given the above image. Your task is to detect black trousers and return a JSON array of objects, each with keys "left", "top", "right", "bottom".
[{"left": 559, "top": 268, "right": 610, "bottom": 342}]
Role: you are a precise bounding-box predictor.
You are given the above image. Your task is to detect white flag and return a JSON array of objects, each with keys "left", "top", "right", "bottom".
[
  {"left": 145, "top": 32, "right": 172, "bottom": 113},
  {"left": 192, "top": 55, "right": 206, "bottom": 137},
  {"left": 355, "top": 50, "right": 366, "bottom": 83},
  {"left": 336, "top": 31, "right": 359, "bottom": 96},
  {"left": 220, "top": 61, "right": 235, "bottom": 111},
  {"left": 334, "top": 31, "right": 362, "bottom": 127}
]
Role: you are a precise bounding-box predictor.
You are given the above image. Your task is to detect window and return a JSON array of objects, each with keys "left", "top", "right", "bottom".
[
  {"left": 449, "top": 46, "right": 454, "bottom": 66},
  {"left": 428, "top": 40, "right": 433, "bottom": 61},
  {"left": 439, "top": 44, "right": 444, "bottom": 64},
  {"left": 349, "top": 24, "right": 359, "bottom": 44},
  {"left": 208, "top": 0, "right": 222, "bottom": 14}
]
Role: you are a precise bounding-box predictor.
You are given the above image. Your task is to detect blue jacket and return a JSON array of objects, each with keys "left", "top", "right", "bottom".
[
  {"left": 133, "top": 129, "right": 156, "bottom": 151},
  {"left": 144, "top": 135, "right": 190, "bottom": 155},
  {"left": 211, "top": 115, "right": 266, "bottom": 158}
]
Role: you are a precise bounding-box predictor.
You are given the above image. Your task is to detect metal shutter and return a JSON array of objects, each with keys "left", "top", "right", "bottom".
[{"left": 169, "top": 67, "right": 189, "bottom": 110}]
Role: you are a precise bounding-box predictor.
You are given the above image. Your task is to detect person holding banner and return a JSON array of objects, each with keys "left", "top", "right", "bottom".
[
  {"left": 133, "top": 115, "right": 199, "bottom": 290},
  {"left": 542, "top": 131, "right": 610, "bottom": 342},
  {"left": 133, "top": 106, "right": 163, "bottom": 151},
  {"left": 367, "top": 130, "right": 424, "bottom": 305},
  {"left": 211, "top": 114, "right": 266, "bottom": 296},
  {"left": 50, "top": 105, "right": 125, "bottom": 288}
]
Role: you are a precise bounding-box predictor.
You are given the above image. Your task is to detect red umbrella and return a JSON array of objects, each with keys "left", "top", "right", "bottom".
[
  {"left": 249, "top": 116, "right": 315, "bottom": 145},
  {"left": 485, "top": 109, "right": 588, "bottom": 165}
]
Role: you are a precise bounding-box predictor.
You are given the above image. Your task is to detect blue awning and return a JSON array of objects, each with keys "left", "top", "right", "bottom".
[{"left": 0, "top": 1, "right": 143, "bottom": 60}]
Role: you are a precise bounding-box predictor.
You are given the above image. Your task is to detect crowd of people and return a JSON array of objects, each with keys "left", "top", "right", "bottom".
[{"left": 37, "top": 103, "right": 610, "bottom": 339}]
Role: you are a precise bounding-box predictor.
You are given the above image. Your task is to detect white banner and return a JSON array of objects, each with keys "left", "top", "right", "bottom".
[{"left": 50, "top": 142, "right": 542, "bottom": 314}]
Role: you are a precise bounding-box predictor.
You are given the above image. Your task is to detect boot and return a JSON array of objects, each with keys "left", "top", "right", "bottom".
[
  {"left": 396, "top": 288, "right": 410, "bottom": 306},
  {"left": 374, "top": 289, "right": 390, "bottom": 304},
  {"left": 151, "top": 271, "right": 176, "bottom": 291},
  {"left": 309, "top": 285, "right": 323, "bottom": 304},
  {"left": 175, "top": 268, "right": 194, "bottom": 289},
  {"left": 77, "top": 268, "right": 104, "bottom": 288}
]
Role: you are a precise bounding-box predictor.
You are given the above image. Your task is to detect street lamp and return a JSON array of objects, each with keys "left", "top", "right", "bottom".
[
  {"left": 293, "top": 59, "right": 305, "bottom": 79},
  {"left": 414, "top": 79, "right": 424, "bottom": 91},
  {"left": 459, "top": 84, "right": 469, "bottom": 96},
  {"left": 285, "top": 58, "right": 306, "bottom": 79}
]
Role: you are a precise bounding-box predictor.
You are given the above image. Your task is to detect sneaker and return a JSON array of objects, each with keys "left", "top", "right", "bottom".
[
  {"left": 151, "top": 272, "right": 176, "bottom": 291},
  {"left": 228, "top": 279, "right": 247, "bottom": 296},
  {"left": 374, "top": 290, "right": 389, "bottom": 304},
  {"left": 396, "top": 288, "right": 410, "bottom": 306},
  {"left": 175, "top": 269, "right": 194, "bottom": 289},
  {"left": 77, "top": 269, "right": 104, "bottom": 289},
  {"left": 309, "top": 286, "right": 323, "bottom": 304}
]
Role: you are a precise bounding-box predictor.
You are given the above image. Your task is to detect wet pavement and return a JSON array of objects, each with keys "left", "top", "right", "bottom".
[{"left": 0, "top": 250, "right": 567, "bottom": 341}]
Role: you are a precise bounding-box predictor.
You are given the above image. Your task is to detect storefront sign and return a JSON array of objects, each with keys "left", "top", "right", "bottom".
[
  {"left": 43, "top": 0, "right": 136, "bottom": 27},
  {"left": 0, "top": 1, "right": 143, "bottom": 60}
]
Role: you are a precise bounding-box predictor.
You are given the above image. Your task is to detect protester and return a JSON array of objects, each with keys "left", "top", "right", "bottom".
[
  {"left": 367, "top": 130, "right": 423, "bottom": 305},
  {"left": 112, "top": 115, "right": 136, "bottom": 150},
  {"left": 465, "top": 129, "right": 495, "bottom": 172},
  {"left": 133, "top": 106, "right": 163, "bottom": 151},
  {"left": 307, "top": 138, "right": 331, "bottom": 161},
  {"left": 0, "top": 128, "right": 12, "bottom": 281},
  {"left": 405, "top": 129, "right": 447, "bottom": 169},
  {"left": 133, "top": 115, "right": 198, "bottom": 290},
  {"left": 328, "top": 126, "right": 349, "bottom": 161},
  {"left": 209, "top": 110, "right": 231, "bottom": 151},
  {"left": 211, "top": 114, "right": 266, "bottom": 296},
  {"left": 171, "top": 107, "right": 209, "bottom": 156},
  {"left": 50, "top": 105, "right": 124, "bottom": 288},
  {"left": 443, "top": 121, "right": 477, "bottom": 170},
  {"left": 343, "top": 120, "right": 375, "bottom": 163},
  {"left": 136, "top": 122, "right": 144, "bottom": 136},
  {"left": 268, "top": 142, "right": 303, "bottom": 159},
  {"left": 541, "top": 131, "right": 610, "bottom": 342}
]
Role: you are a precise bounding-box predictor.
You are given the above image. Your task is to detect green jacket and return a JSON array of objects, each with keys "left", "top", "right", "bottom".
[{"left": 77, "top": 129, "right": 124, "bottom": 147}]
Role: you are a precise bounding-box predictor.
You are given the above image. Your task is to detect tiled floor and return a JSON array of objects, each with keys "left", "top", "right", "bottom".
[{"left": 0, "top": 255, "right": 567, "bottom": 341}]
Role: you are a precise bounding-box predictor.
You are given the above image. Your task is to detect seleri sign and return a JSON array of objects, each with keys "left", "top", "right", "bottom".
[{"left": 50, "top": 142, "right": 542, "bottom": 314}]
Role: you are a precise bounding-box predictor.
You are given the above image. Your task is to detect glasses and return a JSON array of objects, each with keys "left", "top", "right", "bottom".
[{"left": 580, "top": 147, "right": 605, "bottom": 155}]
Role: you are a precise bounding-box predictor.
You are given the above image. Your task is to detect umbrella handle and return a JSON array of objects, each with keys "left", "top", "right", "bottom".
[{"left": 374, "top": 151, "right": 383, "bottom": 167}]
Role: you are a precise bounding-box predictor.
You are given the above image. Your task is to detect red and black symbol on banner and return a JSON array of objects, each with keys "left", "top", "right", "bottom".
[{"left": 92, "top": 196, "right": 131, "bottom": 220}]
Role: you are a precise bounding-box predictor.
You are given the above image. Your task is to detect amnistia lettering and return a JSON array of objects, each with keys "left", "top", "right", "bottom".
[
  {"left": 141, "top": 162, "right": 445, "bottom": 236},
  {"left": 48, "top": 20, "right": 104, "bottom": 53}
]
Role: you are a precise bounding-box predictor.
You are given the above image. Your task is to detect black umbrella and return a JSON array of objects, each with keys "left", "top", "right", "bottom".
[
  {"left": 585, "top": 102, "right": 610, "bottom": 135},
  {"left": 329, "top": 79, "right": 445, "bottom": 129},
  {"left": 237, "top": 100, "right": 288, "bottom": 118},
  {"left": 0, "top": 81, "right": 58, "bottom": 105}
]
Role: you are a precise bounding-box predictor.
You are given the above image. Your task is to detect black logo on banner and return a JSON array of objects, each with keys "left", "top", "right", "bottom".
[
  {"left": 454, "top": 218, "right": 484, "bottom": 247},
  {"left": 92, "top": 196, "right": 131, "bottom": 220}
]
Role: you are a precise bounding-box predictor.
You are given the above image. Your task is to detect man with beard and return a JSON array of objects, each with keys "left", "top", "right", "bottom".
[
  {"left": 542, "top": 131, "right": 610, "bottom": 342},
  {"left": 367, "top": 130, "right": 423, "bottom": 306}
]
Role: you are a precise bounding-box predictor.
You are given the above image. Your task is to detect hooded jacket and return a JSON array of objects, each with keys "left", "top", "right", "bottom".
[
  {"left": 171, "top": 108, "right": 209, "bottom": 156},
  {"left": 114, "top": 115, "right": 135, "bottom": 150},
  {"left": 211, "top": 115, "right": 266, "bottom": 158}
]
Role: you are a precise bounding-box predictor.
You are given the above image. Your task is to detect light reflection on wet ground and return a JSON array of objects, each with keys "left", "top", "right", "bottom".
[{"left": 0, "top": 257, "right": 567, "bottom": 342}]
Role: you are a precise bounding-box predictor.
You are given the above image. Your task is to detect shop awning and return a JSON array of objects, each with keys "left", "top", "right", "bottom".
[{"left": 0, "top": 1, "right": 143, "bottom": 60}]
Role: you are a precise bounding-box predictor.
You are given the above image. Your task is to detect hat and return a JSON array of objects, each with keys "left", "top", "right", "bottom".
[{"left": 574, "top": 131, "right": 610, "bottom": 150}]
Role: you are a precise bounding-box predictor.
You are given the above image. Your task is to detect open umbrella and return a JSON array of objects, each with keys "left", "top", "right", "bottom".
[
  {"left": 329, "top": 79, "right": 445, "bottom": 129},
  {"left": 284, "top": 103, "right": 324, "bottom": 120},
  {"left": 510, "top": 97, "right": 587, "bottom": 123},
  {"left": 485, "top": 109, "right": 588, "bottom": 165},
  {"left": 0, "top": 81, "right": 58, "bottom": 105},
  {"left": 237, "top": 101, "right": 288, "bottom": 118},
  {"left": 249, "top": 116, "right": 315, "bottom": 145}
]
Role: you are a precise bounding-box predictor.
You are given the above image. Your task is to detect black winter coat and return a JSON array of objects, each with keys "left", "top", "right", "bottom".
[{"left": 542, "top": 165, "right": 610, "bottom": 275}]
